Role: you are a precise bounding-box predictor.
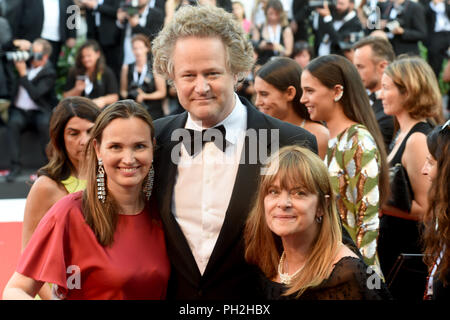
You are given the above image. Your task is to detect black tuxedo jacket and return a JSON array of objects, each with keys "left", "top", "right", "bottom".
[
  {"left": 153, "top": 96, "right": 318, "bottom": 300},
  {"left": 129, "top": 6, "right": 164, "bottom": 41},
  {"left": 313, "top": 11, "right": 363, "bottom": 56},
  {"left": 382, "top": 0, "right": 427, "bottom": 55},
  {"left": 85, "top": 0, "right": 121, "bottom": 47},
  {"left": 16, "top": 0, "right": 76, "bottom": 42},
  {"left": 372, "top": 98, "right": 394, "bottom": 150},
  {"left": 13, "top": 62, "right": 57, "bottom": 112}
]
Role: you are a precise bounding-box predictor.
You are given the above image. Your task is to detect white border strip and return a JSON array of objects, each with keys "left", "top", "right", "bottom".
[{"left": 0, "top": 199, "right": 26, "bottom": 222}]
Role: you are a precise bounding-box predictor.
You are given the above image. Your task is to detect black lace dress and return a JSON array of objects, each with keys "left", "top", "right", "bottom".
[{"left": 261, "top": 257, "right": 392, "bottom": 300}]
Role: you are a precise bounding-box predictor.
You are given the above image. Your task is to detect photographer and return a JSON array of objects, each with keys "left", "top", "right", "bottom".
[
  {"left": 63, "top": 40, "right": 119, "bottom": 108},
  {"left": 120, "top": 34, "right": 166, "bottom": 120},
  {"left": 311, "top": 0, "right": 364, "bottom": 57},
  {"left": 116, "top": 0, "right": 164, "bottom": 66},
  {"left": 5, "top": 38, "right": 57, "bottom": 182},
  {"left": 382, "top": 0, "right": 427, "bottom": 56}
]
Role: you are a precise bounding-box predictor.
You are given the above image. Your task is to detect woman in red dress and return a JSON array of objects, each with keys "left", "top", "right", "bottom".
[{"left": 3, "top": 100, "right": 170, "bottom": 300}]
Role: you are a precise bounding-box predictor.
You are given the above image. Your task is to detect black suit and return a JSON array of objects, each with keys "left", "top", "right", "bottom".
[
  {"left": 85, "top": 0, "right": 122, "bottom": 80},
  {"left": 16, "top": 0, "right": 76, "bottom": 66},
  {"left": 382, "top": 0, "right": 427, "bottom": 56},
  {"left": 292, "top": 0, "right": 310, "bottom": 41},
  {"left": 312, "top": 10, "right": 363, "bottom": 56},
  {"left": 371, "top": 98, "right": 394, "bottom": 150},
  {"left": 127, "top": 6, "right": 164, "bottom": 41},
  {"left": 153, "top": 96, "right": 318, "bottom": 300},
  {"left": 422, "top": 0, "right": 450, "bottom": 78}
]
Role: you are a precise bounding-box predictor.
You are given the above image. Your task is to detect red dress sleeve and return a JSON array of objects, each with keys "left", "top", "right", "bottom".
[{"left": 17, "top": 193, "right": 82, "bottom": 291}]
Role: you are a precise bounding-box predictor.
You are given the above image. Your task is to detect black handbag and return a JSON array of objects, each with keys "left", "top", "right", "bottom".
[{"left": 387, "top": 163, "right": 413, "bottom": 213}]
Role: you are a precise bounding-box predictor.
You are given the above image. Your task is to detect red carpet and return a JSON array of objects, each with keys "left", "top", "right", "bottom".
[{"left": 0, "top": 222, "right": 22, "bottom": 296}]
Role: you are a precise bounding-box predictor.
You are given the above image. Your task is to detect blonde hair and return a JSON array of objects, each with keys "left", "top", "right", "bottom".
[
  {"left": 83, "top": 100, "right": 155, "bottom": 246},
  {"left": 152, "top": 4, "right": 254, "bottom": 83},
  {"left": 384, "top": 56, "right": 444, "bottom": 124},
  {"left": 244, "top": 146, "right": 342, "bottom": 297}
]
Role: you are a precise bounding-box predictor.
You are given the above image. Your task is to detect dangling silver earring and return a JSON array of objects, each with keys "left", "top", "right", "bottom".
[
  {"left": 334, "top": 85, "right": 344, "bottom": 102},
  {"left": 316, "top": 215, "right": 323, "bottom": 224},
  {"left": 143, "top": 164, "right": 154, "bottom": 200},
  {"left": 97, "top": 159, "right": 106, "bottom": 203}
]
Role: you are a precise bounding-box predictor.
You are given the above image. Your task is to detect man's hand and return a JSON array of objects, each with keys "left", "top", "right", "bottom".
[
  {"left": 14, "top": 61, "right": 27, "bottom": 77},
  {"left": 128, "top": 14, "right": 140, "bottom": 27},
  {"left": 65, "top": 38, "right": 76, "bottom": 49},
  {"left": 81, "top": 0, "right": 98, "bottom": 10},
  {"left": 392, "top": 26, "right": 405, "bottom": 35},
  {"left": 13, "top": 39, "right": 31, "bottom": 51},
  {"left": 316, "top": 1, "right": 331, "bottom": 17},
  {"left": 74, "top": 79, "right": 86, "bottom": 92}
]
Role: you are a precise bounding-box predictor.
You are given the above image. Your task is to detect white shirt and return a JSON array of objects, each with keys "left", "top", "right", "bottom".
[
  {"left": 15, "top": 66, "right": 44, "bottom": 111},
  {"left": 430, "top": 1, "right": 450, "bottom": 32},
  {"left": 171, "top": 94, "right": 247, "bottom": 275},
  {"left": 41, "top": 0, "right": 60, "bottom": 41}
]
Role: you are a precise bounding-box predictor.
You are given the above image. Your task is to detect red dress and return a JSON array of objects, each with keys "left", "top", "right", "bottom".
[{"left": 17, "top": 191, "right": 170, "bottom": 300}]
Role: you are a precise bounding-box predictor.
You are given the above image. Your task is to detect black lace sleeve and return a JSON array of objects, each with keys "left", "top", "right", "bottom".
[{"left": 261, "top": 257, "right": 392, "bottom": 300}]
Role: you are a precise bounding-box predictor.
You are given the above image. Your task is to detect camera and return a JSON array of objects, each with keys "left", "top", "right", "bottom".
[
  {"left": 120, "top": 0, "right": 141, "bottom": 16},
  {"left": 386, "top": 20, "right": 401, "bottom": 33},
  {"left": 338, "top": 31, "right": 365, "bottom": 51},
  {"left": 1, "top": 50, "right": 31, "bottom": 62},
  {"left": 128, "top": 82, "right": 140, "bottom": 100},
  {"left": 309, "top": 0, "right": 336, "bottom": 9}
]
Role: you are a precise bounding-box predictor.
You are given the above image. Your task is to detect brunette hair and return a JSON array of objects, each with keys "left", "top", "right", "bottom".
[
  {"left": 256, "top": 57, "right": 309, "bottom": 120},
  {"left": 245, "top": 145, "right": 342, "bottom": 297},
  {"left": 304, "top": 54, "right": 389, "bottom": 204},
  {"left": 422, "top": 123, "right": 450, "bottom": 286},
  {"left": 38, "top": 97, "right": 100, "bottom": 183},
  {"left": 82, "top": 100, "right": 155, "bottom": 246},
  {"left": 74, "top": 39, "right": 106, "bottom": 82}
]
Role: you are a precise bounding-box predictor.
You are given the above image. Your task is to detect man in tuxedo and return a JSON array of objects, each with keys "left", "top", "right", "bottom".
[
  {"left": 353, "top": 36, "right": 395, "bottom": 150},
  {"left": 151, "top": 5, "right": 317, "bottom": 300},
  {"left": 311, "top": 0, "right": 363, "bottom": 57}
]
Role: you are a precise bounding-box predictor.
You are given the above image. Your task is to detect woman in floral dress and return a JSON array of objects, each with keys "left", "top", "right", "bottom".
[{"left": 300, "top": 54, "right": 389, "bottom": 277}]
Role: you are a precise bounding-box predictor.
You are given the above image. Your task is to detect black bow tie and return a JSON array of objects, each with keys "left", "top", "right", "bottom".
[
  {"left": 183, "top": 125, "right": 227, "bottom": 156},
  {"left": 369, "top": 92, "right": 377, "bottom": 103}
]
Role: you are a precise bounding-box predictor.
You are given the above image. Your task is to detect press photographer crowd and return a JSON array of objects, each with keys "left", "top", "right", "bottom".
[{"left": 0, "top": 0, "right": 449, "bottom": 302}]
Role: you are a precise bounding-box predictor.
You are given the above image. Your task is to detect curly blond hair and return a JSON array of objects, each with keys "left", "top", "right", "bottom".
[{"left": 152, "top": 4, "right": 254, "bottom": 83}]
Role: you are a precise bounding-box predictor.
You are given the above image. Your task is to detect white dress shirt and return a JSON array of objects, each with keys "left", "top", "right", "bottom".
[
  {"left": 15, "top": 66, "right": 44, "bottom": 111},
  {"left": 41, "top": 0, "right": 60, "bottom": 41},
  {"left": 171, "top": 94, "right": 247, "bottom": 274}
]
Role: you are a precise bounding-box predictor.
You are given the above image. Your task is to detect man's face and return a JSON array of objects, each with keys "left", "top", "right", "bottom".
[
  {"left": 171, "top": 37, "right": 237, "bottom": 128},
  {"left": 335, "top": 0, "right": 351, "bottom": 14},
  {"left": 31, "top": 42, "right": 46, "bottom": 68},
  {"left": 353, "top": 45, "right": 380, "bottom": 92}
]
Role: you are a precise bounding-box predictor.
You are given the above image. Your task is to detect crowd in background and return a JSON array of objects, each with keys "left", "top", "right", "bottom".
[{"left": 0, "top": 0, "right": 449, "bottom": 301}]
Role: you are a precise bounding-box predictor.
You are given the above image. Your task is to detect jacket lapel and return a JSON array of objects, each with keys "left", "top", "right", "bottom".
[{"left": 154, "top": 113, "right": 203, "bottom": 285}]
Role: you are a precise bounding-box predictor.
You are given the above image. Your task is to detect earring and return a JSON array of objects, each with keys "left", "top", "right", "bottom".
[
  {"left": 334, "top": 85, "right": 344, "bottom": 102},
  {"left": 143, "top": 164, "right": 154, "bottom": 200},
  {"left": 316, "top": 215, "right": 323, "bottom": 224},
  {"left": 97, "top": 159, "right": 106, "bottom": 203}
]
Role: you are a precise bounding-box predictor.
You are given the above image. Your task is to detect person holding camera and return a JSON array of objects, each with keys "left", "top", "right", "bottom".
[
  {"left": 63, "top": 40, "right": 119, "bottom": 108},
  {"left": 120, "top": 34, "right": 166, "bottom": 120},
  {"left": 311, "top": 0, "right": 364, "bottom": 58},
  {"left": 381, "top": 0, "right": 427, "bottom": 56},
  {"left": 5, "top": 38, "right": 57, "bottom": 182}
]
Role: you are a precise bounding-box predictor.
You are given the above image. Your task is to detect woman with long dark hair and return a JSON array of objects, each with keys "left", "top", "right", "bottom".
[
  {"left": 300, "top": 54, "right": 389, "bottom": 277},
  {"left": 64, "top": 40, "right": 119, "bottom": 108}
]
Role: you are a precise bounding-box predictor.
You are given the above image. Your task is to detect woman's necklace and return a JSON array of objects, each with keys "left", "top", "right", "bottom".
[{"left": 278, "top": 251, "right": 305, "bottom": 285}]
